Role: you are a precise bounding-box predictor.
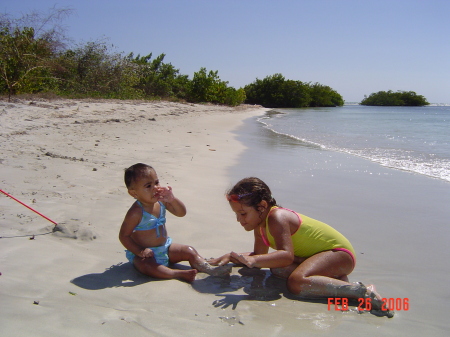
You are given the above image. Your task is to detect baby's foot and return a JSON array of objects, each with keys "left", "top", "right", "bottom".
[
  {"left": 176, "top": 269, "right": 198, "bottom": 283},
  {"left": 366, "top": 284, "right": 394, "bottom": 318},
  {"left": 195, "top": 261, "right": 232, "bottom": 277}
]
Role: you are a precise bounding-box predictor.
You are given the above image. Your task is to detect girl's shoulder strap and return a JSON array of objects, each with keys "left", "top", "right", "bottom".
[
  {"left": 265, "top": 206, "right": 279, "bottom": 226},
  {"left": 266, "top": 205, "right": 302, "bottom": 233},
  {"left": 260, "top": 206, "right": 279, "bottom": 247}
]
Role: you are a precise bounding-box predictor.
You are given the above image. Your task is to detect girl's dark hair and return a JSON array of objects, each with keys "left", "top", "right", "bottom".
[
  {"left": 227, "top": 177, "right": 277, "bottom": 210},
  {"left": 124, "top": 163, "right": 154, "bottom": 188}
]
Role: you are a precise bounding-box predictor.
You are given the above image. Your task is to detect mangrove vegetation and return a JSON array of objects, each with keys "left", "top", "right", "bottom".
[
  {"left": 1, "top": 8, "right": 342, "bottom": 107},
  {"left": 360, "top": 90, "right": 429, "bottom": 106}
]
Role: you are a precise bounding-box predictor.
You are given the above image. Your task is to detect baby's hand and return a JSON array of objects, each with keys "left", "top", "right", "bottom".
[
  {"left": 139, "top": 248, "right": 154, "bottom": 259},
  {"left": 155, "top": 186, "right": 175, "bottom": 202}
]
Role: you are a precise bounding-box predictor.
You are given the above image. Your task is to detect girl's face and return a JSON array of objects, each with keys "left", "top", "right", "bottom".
[
  {"left": 229, "top": 201, "right": 267, "bottom": 231},
  {"left": 128, "top": 169, "right": 161, "bottom": 204}
]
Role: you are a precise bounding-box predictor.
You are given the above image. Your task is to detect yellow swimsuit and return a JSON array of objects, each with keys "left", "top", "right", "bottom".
[{"left": 260, "top": 206, "right": 356, "bottom": 265}]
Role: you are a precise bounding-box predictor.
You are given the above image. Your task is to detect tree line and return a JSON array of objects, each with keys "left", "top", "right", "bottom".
[
  {"left": 245, "top": 73, "right": 344, "bottom": 108},
  {"left": 360, "top": 90, "right": 429, "bottom": 106},
  {"left": 0, "top": 8, "right": 343, "bottom": 107}
]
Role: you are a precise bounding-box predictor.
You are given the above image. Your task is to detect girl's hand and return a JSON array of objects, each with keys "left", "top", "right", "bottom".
[
  {"left": 155, "top": 186, "right": 175, "bottom": 203},
  {"left": 207, "top": 253, "right": 231, "bottom": 266},
  {"left": 139, "top": 248, "right": 154, "bottom": 259},
  {"left": 230, "top": 251, "right": 257, "bottom": 268}
]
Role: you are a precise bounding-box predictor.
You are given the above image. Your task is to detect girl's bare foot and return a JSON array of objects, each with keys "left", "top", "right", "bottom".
[
  {"left": 366, "top": 284, "right": 394, "bottom": 318},
  {"left": 194, "top": 261, "right": 232, "bottom": 277},
  {"left": 209, "top": 264, "right": 232, "bottom": 276}
]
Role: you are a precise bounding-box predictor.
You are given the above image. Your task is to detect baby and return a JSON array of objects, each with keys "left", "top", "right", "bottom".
[{"left": 119, "top": 163, "right": 230, "bottom": 282}]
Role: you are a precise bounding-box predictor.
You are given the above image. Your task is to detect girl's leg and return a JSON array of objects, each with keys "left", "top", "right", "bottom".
[
  {"left": 133, "top": 256, "right": 197, "bottom": 283},
  {"left": 271, "top": 262, "right": 349, "bottom": 282},
  {"left": 273, "top": 251, "right": 391, "bottom": 316},
  {"left": 285, "top": 250, "right": 360, "bottom": 298},
  {"left": 168, "top": 243, "right": 231, "bottom": 276}
]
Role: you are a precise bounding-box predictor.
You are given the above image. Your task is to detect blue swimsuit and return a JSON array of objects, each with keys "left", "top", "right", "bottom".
[
  {"left": 125, "top": 201, "right": 172, "bottom": 266},
  {"left": 133, "top": 201, "right": 166, "bottom": 237}
]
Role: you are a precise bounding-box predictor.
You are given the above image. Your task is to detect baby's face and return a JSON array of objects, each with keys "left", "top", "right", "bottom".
[{"left": 129, "top": 169, "right": 161, "bottom": 204}]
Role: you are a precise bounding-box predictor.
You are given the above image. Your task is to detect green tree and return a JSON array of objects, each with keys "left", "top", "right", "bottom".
[
  {"left": 0, "top": 7, "right": 73, "bottom": 55},
  {"left": 223, "top": 87, "right": 246, "bottom": 106},
  {"left": 189, "top": 68, "right": 222, "bottom": 103},
  {"left": 244, "top": 73, "right": 288, "bottom": 107},
  {"left": 188, "top": 67, "right": 245, "bottom": 106},
  {"left": 0, "top": 8, "right": 74, "bottom": 99},
  {"left": 282, "top": 79, "right": 312, "bottom": 107},
  {"left": 52, "top": 41, "right": 142, "bottom": 98},
  {"left": 399, "top": 91, "right": 429, "bottom": 106},
  {"left": 244, "top": 74, "right": 342, "bottom": 108},
  {"left": 309, "top": 83, "right": 344, "bottom": 107},
  {"left": 128, "top": 52, "right": 189, "bottom": 99},
  {"left": 0, "top": 8, "right": 246, "bottom": 105},
  {"left": 0, "top": 27, "right": 53, "bottom": 100},
  {"left": 360, "top": 90, "right": 429, "bottom": 106}
]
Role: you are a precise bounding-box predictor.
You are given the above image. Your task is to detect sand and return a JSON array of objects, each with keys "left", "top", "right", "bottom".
[
  {"left": 0, "top": 98, "right": 266, "bottom": 336},
  {"left": 1, "top": 98, "right": 448, "bottom": 336}
]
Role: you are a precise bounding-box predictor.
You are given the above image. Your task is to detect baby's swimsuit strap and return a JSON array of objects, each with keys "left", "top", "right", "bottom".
[{"left": 134, "top": 201, "right": 166, "bottom": 237}]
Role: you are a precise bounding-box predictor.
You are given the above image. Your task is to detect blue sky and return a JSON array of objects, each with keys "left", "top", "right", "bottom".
[{"left": 2, "top": 0, "right": 449, "bottom": 103}]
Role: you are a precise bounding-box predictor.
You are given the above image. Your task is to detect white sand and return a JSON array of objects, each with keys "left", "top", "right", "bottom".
[{"left": 0, "top": 98, "right": 280, "bottom": 336}]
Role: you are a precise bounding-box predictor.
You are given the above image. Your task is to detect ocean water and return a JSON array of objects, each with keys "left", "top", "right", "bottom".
[
  {"left": 256, "top": 105, "right": 450, "bottom": 182},
  {"left": 227, "top": 105, "right": 450, "bottom": 334}
]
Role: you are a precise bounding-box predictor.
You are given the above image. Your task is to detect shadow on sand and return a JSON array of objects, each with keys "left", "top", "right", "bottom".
[
  {"left": 70, "top": 262, "right": 154, "bottom": 290},
  {"left": 71, "top": 264, "right": 389, "bottom": 316},
  {"left": 71, "top": 263, "right": 329, "bottom": 311},
  {"left": 71, "top": 262, "right": 194, "bottom": 290},
  {"left": 191, "top": 266, "right": 327, "bottom": 310}
]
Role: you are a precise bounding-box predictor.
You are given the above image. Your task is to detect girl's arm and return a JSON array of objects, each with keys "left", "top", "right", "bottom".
[
  {"left": 253, "top": 226, "right": 270, "bottom": 255},
  {"left": 207, "top": 252, "right": 245, "bottom": 266},
  {"left": 157, "top": 186, "right": 187, "bottom": 217},
  {"left": 209, "top": 228, "right": 270, "bottom": 266},
  {"left": 232, "top": 211, "right": 295, "bottom": 268}
]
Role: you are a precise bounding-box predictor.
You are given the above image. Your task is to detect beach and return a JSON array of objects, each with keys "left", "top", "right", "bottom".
[{"left": 1, "top": 98, "right": 449, "bottom": 336}]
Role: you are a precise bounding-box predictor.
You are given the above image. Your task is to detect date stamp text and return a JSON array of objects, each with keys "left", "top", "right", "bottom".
[{"left": 327, "top": 297, "right": 409, "bottom": 311}]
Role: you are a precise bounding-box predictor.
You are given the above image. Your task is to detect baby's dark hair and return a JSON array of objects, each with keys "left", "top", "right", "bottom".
[
  {"left": 124, "top": 163, "right": 154, "bottom": 188},
  {"left": 227, "top": 177, "right": 277, "bottom": 210}
]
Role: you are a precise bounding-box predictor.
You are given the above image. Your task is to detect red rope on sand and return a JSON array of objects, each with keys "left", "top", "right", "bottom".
[{"left": 0, "top": 189, "right": 58, "bottom": 226}]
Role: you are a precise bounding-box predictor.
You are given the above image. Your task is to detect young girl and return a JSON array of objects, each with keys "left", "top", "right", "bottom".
[
  {"left": 209, "top": 177, "right": 393, "bottom": 317},
  {"left": 119, "top": 163, "right": 230, "bottom": 282}
]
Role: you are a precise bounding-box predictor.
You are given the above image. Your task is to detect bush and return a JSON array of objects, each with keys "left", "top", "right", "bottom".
[
  {"left": 50, "top": 41, "right": 144, "bottom": 99},
  {"left": 0, "top": 27, "right": 54, "bottom": 99},
  {"left": 244, "top": 74, "right": 343, "bottom": 108},
  {"left": 187, "top": 68, "right": 246, "bottom": 106},
  {"left": 360, "top": 90, "right": 429, "bottom": 106},
  {"left": 128, "top": 52, "right": 189, "bottom": 99},
  {"left": 309, "top": 83, "right": 344, "bottom": 107}
]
